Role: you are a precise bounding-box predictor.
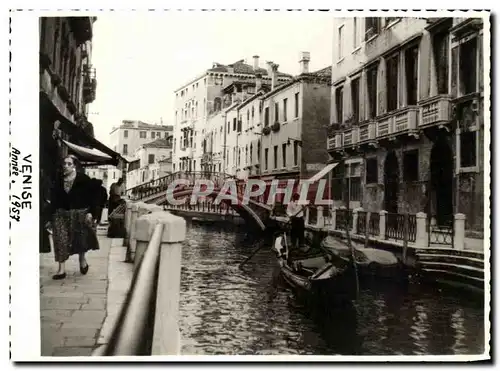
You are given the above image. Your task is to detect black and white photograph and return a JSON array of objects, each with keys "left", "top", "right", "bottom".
[{"left": 8, "top": 7, "right": 491, "bottom": 362}]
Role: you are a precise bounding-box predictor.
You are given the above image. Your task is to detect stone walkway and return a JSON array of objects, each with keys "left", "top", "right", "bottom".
[{"left": 39, "top": 232, "right": 133, "bottom": 357}]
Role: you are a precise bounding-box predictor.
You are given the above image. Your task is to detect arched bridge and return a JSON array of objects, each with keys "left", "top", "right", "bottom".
[{"left": 126, "top": 171, "right": 272, "bottom": 231}]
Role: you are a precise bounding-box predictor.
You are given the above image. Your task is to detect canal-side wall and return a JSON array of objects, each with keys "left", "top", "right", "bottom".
[{"left": 162, "top": 204, "right": 484, "bottom": 293}]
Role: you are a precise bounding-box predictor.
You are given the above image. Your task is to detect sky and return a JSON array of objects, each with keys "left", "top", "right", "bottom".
[{"left": 86, "top": 11, "right": 334, "bottom": 146}]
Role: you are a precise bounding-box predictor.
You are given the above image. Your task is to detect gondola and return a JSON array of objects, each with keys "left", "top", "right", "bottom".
[
  {"left": 272, "top": 232, "right": 357, "bottom": 304},
  {"left": 319, "top": 235, "right": 403, "bottom": 280}
]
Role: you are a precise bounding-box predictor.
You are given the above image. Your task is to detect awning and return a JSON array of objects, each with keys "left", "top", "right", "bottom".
[
  {"left": 62, "top": 139, "right": 113, "bottom": 164},
  {"left": 307, "top": 163, "right": 339, "bottom": 182}
]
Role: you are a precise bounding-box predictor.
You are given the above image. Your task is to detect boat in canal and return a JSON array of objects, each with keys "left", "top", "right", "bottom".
[
  {"left": 319, "top": 235, "right": 403, "bottom": 280},
  {"left": 272, "top": 232, "right": 357, "bottom": 304}
]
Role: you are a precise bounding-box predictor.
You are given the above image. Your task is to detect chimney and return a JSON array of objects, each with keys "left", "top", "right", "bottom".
[
  {"left": 271, "top": 63, "right": 279, "bottom": 91},
  {"left": 266, "top": 61, "right": 274, "bottom": 75},
  {"left": 299, "top": 51, "right": 310, "bottom": 74},
  {"left": 255, "top": 73, "right": 262, "bottom": 92},
  {"left": 253, "top": 55, "right": 260, "bottom": 70}
]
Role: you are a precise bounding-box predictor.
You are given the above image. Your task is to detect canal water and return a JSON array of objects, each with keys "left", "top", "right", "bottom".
[{"left": 178, "top": 220, "right": 485, "bottom": 356}]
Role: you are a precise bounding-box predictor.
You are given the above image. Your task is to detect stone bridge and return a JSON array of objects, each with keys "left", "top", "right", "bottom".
[{"left": 126, "top": 171, "right": 272, "bottom": 231}]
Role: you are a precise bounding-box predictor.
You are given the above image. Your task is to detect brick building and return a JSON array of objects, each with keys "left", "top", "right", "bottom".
[{"left": 327, "top": 17, "right": 485, "bottom": 234}]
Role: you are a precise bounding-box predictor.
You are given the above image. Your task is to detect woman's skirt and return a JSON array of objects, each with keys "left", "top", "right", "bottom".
[{"left": 52, "top": 208, "right": 100, "bottom": 263}]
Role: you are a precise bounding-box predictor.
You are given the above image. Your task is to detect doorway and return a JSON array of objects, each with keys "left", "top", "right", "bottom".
[
  {"left": 430, "top": 136, "right": 454, "bottom": 226},
  {"left": 384, "top": 151, "right": 399, "bottom": 213}
]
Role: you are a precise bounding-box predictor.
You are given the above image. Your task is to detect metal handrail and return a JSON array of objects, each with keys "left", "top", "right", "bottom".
[{"left": 95, "top": 223, "right": 165, "bottom": 356}]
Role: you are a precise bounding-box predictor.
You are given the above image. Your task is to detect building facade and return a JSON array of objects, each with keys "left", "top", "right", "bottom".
[
  {"left": 109, "top": 120, "right": 173, "bottom": 157},
  {"left": 40, "top": 16, "right": 98, "bottom": 181},
  {"left": 126, "top": 137, "right": 173, "bottom": 189},
  {"left": 327, "top": 17, "right": 485, "bottom": 233},
  {"left": 172, "top": 57, "right": 292, "bottom": 174},
  {"left": 197, "top": 53, "right": 332, "bottom": 205}
]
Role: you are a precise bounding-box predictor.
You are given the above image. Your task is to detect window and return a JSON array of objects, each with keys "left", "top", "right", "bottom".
[
  {"left": 366, "top": 157, "right": 378, "bottom": 184},
  {"left": 140, "top": 131, "right": 146, "bottom": 138},
  {"left": 123, "top": 144, "right": 128, "bottom": 155},
  {"left": 283, "top": 98, "right": 288, "bottom": 122},
  {"left": 347, "top": 163, "right": 362, "bottom": 201},
  {"left": 227, "top": 121, "right": 230, "bottom": 134},
  {"left": 293, "top": 141, "right": 299, "bottom": 166},
  {"left": 233, "top": 118, "right": 237, "bottom": 131},
  {"left": 367, "top": 65, "right": 378, "bottom": 118},
  {"left": 432, "top": 31, "right": 449, "bottom": 95},
  {"left": 282, "top": 143, "right": 287, "bottom": 168},
  {"left": 405, "top": 45, "right": 419, "bottom": 105},
  {"left": 274, "top": 102, "right": 279, "bottom": 122},
  {"left": 351, "top": 77, "right": 360, "bottom": 123},
  {"left": 403, "top": 150, "right": 419, "bottom": 181},
  {"left": 459, "top": 38, "right": 478, "bottom": 95},
  {"left": 151, "top": 132, "right": 155, "bottom": 139},
  {"left": 148, "top": 154, "right": 155, "bottom": 164},
  {"left": 335, "top": 86, "right": 344, "bottom": 123},
  {"left": 158, "top": 132, "right": 161, "bottom": 137},
  {"left": 295, "top": 92, "right": 299, "bottom": 118},
  {"left": 264, "top": 107, "right": 270, "bottom": 126},
  {"left": 250, "top": 143, "right": 253, "bottom": 163},
  {"left": 386, "top": 54, "right": 399, "bottom": 112},
  {"left": 264, "top": 148, "right": 269, "bottom": 170},
  {"left": 331, "top": 165, "right": 344, "bottom": 200},
  {"left": 365, "top": 18, "right": 380, "bottom": 40},
  {"left": 273, "top": 146, "right": 278, "bottom": 169},
  {"left": 338, "top": 25, "right": 345, "bottom": 60},
  {"left": 124, "top": 130, "right": 128, "bottom": 138},
  {"left": 460, "top": 130, "right": 477, "bottom": 168},
  {"left": 258, "top": 142, "right": 261, "bottom": 163}
]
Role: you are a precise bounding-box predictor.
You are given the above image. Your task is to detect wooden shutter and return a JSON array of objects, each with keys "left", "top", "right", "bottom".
[
  {"left": 377, "top": 58, "right": 387, "bottom": 115},
  {"left": 360, "top": 70, "right": 367, "bottom": 122},
  {"left": 343, "top": 79, "right": 352, "bottom": 123},
  {"left": 419, "top": 33, "right": 431, "bottom": 101},
  {"left": 450, "top": 45, "right": 459, "bottom": 97},
  {"left": 478, "top": 33, "right": 483, "bottom": 92}
]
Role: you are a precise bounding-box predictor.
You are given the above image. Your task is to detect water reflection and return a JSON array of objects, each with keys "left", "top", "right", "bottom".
[{"left": 178, "top": 220, "right": 485, "bottom": 355}]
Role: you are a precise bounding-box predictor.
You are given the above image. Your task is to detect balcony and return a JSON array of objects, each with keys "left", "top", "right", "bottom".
[
  {"left": 327, "top": 133, "right": 343, "bottom": 151},
  {"left": 393, "top": 107, "right": 419, "bottom": 135},
  {"left": 262, "top": 126, "right": 271, "bottom": 136},
  {"left": 271, "top": 122, "right": 280, "bottom": 132},
  {"left": 419, "top": 95, "right": 452, "bottom": 128},
  {"left": 82, "top": 65, "right": 97, "bottom": 104}
]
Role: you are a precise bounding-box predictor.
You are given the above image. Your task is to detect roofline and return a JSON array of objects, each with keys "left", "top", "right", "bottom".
[
  {"left": 260, "top": 70, "right": 331, "bottom": 100},
  {"left": 109, "top": 124, "right": 174, "bottom": 135},
  {"left": 174, "top": 70, "right": 292, "bottom": 94},
  {"left": 174, "top": 71, "right": 209, "bottom": 93}
]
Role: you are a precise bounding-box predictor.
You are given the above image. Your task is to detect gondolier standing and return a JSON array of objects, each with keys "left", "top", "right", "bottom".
[{"left": 286, "top": 193, "right": 305, "bottom": 249}]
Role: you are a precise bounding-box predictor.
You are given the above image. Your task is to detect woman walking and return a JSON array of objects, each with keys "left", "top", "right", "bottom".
[{"left": 47, "top": 155, "right": 100, "bottom": 280}]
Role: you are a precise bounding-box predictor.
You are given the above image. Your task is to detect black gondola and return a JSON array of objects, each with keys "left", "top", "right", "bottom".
[{"left": 272, "top": 232, "right": 357, "bottom": 304}]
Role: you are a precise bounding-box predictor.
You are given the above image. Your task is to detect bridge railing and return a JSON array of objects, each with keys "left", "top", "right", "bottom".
[
  {"left": 126, "top": 171, "right": 236, "bottom": 201},
  {"left": 94, "top": 203, "right": 186, "bottom": 356}
]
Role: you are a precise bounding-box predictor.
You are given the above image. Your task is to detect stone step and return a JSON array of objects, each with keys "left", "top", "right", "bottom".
[
  {"left": 419, "top": 261, "right": 484, "bottom": 278},
  {"left": 420, "top": 268, "right": 485, "bottom": 292},
  {"left": 414, "top": 247, "right": 483, "bottom": 260},
  {"left": 417, "top": 253, "right": 484, "bottom": 269},
  {"left": 420, "top": 263, "right": 484, "bottom": 280}
]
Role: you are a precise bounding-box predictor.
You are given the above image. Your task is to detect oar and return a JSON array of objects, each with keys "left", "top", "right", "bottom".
[
  {"left": 239, "top": 239, "right": 265, "bottom": 268},
  {"left": 344, "top": 219, "right": 360, "bottom": 299}
]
